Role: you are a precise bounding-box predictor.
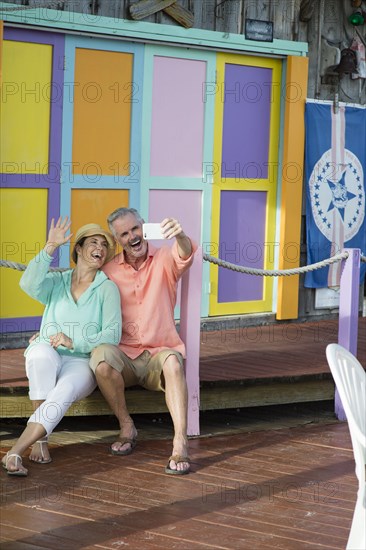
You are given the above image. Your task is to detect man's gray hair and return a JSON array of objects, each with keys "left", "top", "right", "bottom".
[{"left": 107, "top": 207, "right": 143, "bottom": 235}]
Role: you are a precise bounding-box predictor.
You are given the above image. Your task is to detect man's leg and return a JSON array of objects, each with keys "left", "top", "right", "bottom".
[
  {"left": 162, "top": 355, "right": 190, "bottom": 473},
  {"left": 95, "top": 361, "right": 137, "bottom": 454}
]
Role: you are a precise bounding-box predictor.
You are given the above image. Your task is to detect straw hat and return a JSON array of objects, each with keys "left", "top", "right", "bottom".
[{"left": 71, "top": 223, "right": 115, "bottom": 264}]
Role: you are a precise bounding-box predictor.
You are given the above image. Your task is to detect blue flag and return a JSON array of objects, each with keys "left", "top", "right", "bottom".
[{"left": 305, "top": 101, "right": 366, "bottom": 288}]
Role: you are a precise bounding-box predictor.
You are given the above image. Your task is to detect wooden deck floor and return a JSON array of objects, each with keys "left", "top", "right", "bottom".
[
  {"left": 1, "top": 316, "right": 364, "bottom": 548},
  {"left": 2, "top": 318, "right": 365, "bottom": 386},
  {"left": 1, "top": 318, "right": 365, "bottom": 418},
  {"left": 0, "top": 416, "right": 358, "bottom": 550}
]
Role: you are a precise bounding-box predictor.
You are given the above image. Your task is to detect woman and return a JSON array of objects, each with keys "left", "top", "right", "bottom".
[{"left": 2, "top": 217, "right": 121, "bottom": 476}]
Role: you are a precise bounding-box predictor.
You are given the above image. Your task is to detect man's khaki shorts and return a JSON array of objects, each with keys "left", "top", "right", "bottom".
[{"left": 89, "top": 344, "right": 183, "bottom": 391}]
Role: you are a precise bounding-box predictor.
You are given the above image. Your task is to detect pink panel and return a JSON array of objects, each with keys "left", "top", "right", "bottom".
[
  {"left": 148, "top": 189, "right": 201, "bottom": 307},
  {"left": 150, "top": 57, "right": 206, "bottom": 178},
  {"left": 148, "top": 189, "right": 202, "bottom": 242}
]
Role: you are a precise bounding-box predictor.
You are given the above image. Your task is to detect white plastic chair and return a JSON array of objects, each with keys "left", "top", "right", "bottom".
[{"left": 326, "top": 344, "right": 366, "bottom": 550}]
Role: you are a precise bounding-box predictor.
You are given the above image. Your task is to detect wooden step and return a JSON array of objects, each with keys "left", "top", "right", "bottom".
[{"left": 0, "top": 375, "right": 335, "bottom": 418}]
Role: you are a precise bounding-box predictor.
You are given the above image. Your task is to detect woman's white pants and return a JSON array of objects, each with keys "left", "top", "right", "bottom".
[{"left": 26, "top": 343, "right": 96, "bottom": 435}]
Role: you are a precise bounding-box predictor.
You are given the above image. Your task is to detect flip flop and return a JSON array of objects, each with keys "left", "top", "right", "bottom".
[
  {"left": 2, "top": 453, "right": 28, "bottom": 477},
  {"left": 110, "top": 437, "right": 137, "bottom": 456},
  {"left": 29, "top": 438, "right": 52, "bottom": 464},
  {"left": 165, "top": 454, "right": 191, "bottom": 475}
]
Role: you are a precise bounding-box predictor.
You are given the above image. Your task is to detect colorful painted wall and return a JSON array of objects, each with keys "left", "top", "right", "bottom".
[{"left": 0, "top": 22, "right": 307, "bottom": 332}]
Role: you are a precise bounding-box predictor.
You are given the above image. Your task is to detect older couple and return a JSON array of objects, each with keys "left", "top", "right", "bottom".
[{"left": 2, "top": 208, "right": 195, "bottom": 477}]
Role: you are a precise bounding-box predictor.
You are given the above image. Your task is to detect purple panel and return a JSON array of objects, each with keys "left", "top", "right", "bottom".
[
  {"left": 218, "top": 190, "right": 266, "bottom": 303},
  {"left": 1, "top": 28, "right": 63, "bottom": 228},
  {"left": 222, "top": 64, "right": 272, "bottom": 180},
  {"left": 0, "top": 316, "right": 42, "bottom": 334},
  {"left": 336, "top": 248, "right": 361, "bottom": 420}
]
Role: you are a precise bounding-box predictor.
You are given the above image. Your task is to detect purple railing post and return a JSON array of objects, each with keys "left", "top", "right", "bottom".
[
  {"left": 336, "top": 248, "right": 361, "bottom": 420},
  {"left": 180, "top": 246, "right": 202, "bottom": 436}
]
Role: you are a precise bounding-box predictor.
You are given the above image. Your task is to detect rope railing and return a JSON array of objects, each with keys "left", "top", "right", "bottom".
[
  {"left": 0, "top": 260, "right": 67, "bottom": 272},
  {"left": 1, "top": 251, "right": 365, "bottom": 276},
  {"left": 203, "top": 251, "right": 350, "bottom": 276}
]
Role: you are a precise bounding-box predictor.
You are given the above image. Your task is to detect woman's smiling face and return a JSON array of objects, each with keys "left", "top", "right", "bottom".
[{"left": 76, "top": 235, "right": 109, "bottom": 267}]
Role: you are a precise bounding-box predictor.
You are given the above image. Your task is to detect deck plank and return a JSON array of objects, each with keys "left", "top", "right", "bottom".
[
  {"left": 0, "top": 421, "right": 358, "bottom": 550},
  {"left": 2, "top": 319, "right": 364, "bottom": 388}
]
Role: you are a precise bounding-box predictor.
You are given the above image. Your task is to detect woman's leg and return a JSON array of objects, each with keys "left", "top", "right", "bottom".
[
  {"left": 29, "top": 355, "right": 96, "bottom": 435},
  {"left": 3, "top": 344, "right": 62, "bottom": 474},
  {"left": 29, "top": 404, "right": 52, "bottom": 464},
  {"left": 26, "top": 344, "right": 62, "bottom": 463},
  {"left": 3, "top": 355, "right": 96, "bottom": 475}
]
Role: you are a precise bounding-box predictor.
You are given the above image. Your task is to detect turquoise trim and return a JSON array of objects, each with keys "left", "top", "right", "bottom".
[
  {"left": 140, "top": 44, "right": 216, "bottom": 317},
  {"left": 59, "top": 34, "right": 144, "bottom": 267},
  {"left": 1, "top": 2, "right": 308, "bottom": 57}
]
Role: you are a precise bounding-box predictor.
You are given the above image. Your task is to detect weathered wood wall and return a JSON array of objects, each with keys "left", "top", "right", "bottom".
[{"left": 3, "top": 1, "right": 364, "bottom": 103}]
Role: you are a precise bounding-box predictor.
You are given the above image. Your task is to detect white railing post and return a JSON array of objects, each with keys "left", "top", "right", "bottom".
[
  {"left": 180, "top": 246, "right": 202, "bottom": 436},
  {"left": 336, "top": 248, "right": 361, "bottom": 420}
]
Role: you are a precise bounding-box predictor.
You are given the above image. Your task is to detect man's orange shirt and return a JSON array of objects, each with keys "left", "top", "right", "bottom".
[{"left": 102, "top": 241, "right": 197, "bottom": 359}]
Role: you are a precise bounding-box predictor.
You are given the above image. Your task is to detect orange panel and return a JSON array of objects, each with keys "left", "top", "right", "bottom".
[
  {"left": 72, "top": 49, "right": 133, "bottom": 175},
  {"left": 70, "top": 188, "right": 129, "bottom": 262},
  {"left": 277, "top": 56, "right": 309, "bottom": 320}
]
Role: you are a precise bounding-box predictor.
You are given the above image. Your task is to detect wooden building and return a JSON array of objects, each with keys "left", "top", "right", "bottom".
[{"left": 0, "top": 0, "right": 365, "bottom": 342}]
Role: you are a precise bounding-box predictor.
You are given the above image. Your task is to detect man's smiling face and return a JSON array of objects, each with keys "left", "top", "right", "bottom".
[{"left": 111, "top": 213, "right": 148, "bottom": 263}]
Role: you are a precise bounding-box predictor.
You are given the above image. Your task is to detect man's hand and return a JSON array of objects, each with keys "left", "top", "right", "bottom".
[
  {"left": 49, "top": 332, "right": 73, "bottom": 350},
  {"left": 161, "top": 218, "right": 192, "bottom": 259},
  {"left": 161, "top": 218, "right": 183, "bottom": 239}
]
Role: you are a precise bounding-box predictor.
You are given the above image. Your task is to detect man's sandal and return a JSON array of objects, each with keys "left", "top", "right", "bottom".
[
  {"left": 165, "top": 455, "right": 191, "bottom": 475},
  {"left": 29, "top": 437, "right": 52, "bottom": 464},
  {"left": 110, "top": 437, "right": 137, "bottom": 456},
  {"left": 2, "top": 453, "right": 28, "bottom": 476}
]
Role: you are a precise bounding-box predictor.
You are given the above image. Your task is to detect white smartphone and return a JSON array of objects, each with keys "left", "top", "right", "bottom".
[{"left": 142, "top": 223, "right": 165, "bottom": 240}]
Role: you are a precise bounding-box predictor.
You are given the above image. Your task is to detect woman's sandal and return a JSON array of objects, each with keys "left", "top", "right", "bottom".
[
  {"left": 2, "top": 453, "right": 28, "bottom": 477},
  {"left": 29, "top": 438, "right": 52, "bottom": 464}
]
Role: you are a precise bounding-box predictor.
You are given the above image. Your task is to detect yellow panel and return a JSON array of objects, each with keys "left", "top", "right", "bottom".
[
  {"left": 70, "top": 189, "right": 129, "bottom": 262},
  {"left": 0, "top": 41, "right": 52, "bottom": 172},
  {"left": 0, "top": 189, "right": 48, "bottom": 318},
  {"left": 277, "top": 56, "right": 309, "bottom": 320},
  {"left": 73, "top": 49, "right": 133, "bottom": 176},
  {"left": 0, "top": 21, "right": 3, "bottom": 85},
  {"left": 210, "top": 54, "right": 282, "bottom": 316}
]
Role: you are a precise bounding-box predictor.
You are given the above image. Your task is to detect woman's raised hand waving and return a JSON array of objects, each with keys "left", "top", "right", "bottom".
[{"left": 44, "top": 217, "right": 73, "bottom": 256}]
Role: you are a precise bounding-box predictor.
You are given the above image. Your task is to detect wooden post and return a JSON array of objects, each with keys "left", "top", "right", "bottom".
[
  {"left": 336, "top": 248, "right": 360, "bottom": 420},
  {"left": 180, "top": 246, "right": 202, "bottom": 436}
]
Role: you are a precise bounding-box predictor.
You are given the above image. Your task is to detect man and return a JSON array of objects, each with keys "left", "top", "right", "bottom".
[{"left": 90, "top": 207, "right": 197, "bottom": 475}]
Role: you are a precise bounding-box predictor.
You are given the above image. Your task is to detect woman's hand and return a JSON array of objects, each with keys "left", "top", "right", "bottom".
[
  {"left": 49, "top": 332, "right": 73, "bottom": 350},
  {"left": 28, "top": 332, "right": 39, "bottom": 344},
  {"left": 44, "top": 217, "right": 73, "bottom": 256}
]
